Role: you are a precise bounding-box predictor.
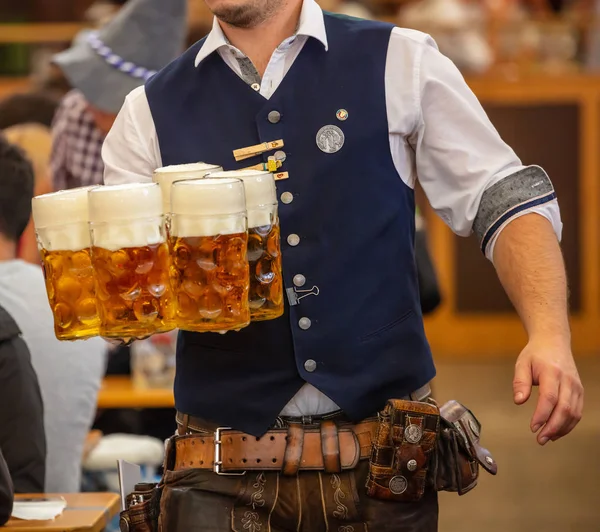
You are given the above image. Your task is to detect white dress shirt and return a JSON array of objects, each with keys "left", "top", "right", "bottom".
[{"left": 102, "top": 0, "right": 562, "bottom": 417}]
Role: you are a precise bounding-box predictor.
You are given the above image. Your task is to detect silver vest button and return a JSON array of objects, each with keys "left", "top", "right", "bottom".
[
  {"left": 293, "top": 274, "right": 306, "bottom": 287},
  {"left": 274, "top": 150, "right": 287, "bottom": 162},
  {"left": 304, "top": 359, "right": 317, "bottom": 372},
  {"left": 281, "top": 192, "right": 293, "bottom": 204},
  {"left": 268, "top": 110, "right": 281, "bottom": 123},
  {"left": 299, "top": 317, "right": 311, "bottom": 330},
  {"left": 287, "top": 234, "right": 300, "bottom": 246}
]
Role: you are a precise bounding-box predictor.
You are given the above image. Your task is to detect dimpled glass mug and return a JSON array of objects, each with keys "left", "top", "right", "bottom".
[
  {"left": 88, "top": 183, "right": 176, "bottom": 340},
  {"left": 169, "top": 178, "right": 251, "bottom": 332},
  {"left": 32, "top": 187, "right": 101, "bottom": 341},
  {"left": 207, "top": 170, "right": 283, "bottom": 322}
]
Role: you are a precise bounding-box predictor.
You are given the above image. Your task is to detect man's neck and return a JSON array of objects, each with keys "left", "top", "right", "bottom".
[
  {"left": 218, "top": 0, "right": 303, "bottom": 77},
  {"left": 0, "top": 235, "right": 17, "bottom": 262}
]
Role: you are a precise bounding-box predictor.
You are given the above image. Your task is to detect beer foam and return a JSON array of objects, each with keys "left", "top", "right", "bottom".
[
  {"left": 153, "top": 163, "right": 223, "bottom": 214},
  {"left": 207, "top": 170, "right": 277, "bottom": 228},
  {"left": 170, "top": 178, "right": 247, "bottom": 237},
  {"left": 32, "top": 186, "right": 97, "bottom": 251},
  {"left": 91, "top": 221, "right": 164, "bottom": 251},
  {"left": 170, "top": 215, "right": 246, "bottom": 238},
  {"left": 88, "top": 183, "right": 165, "bottom": 251}
]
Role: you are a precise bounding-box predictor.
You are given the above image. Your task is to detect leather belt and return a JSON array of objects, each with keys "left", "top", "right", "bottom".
[
  {"left": 172, "top": 419, "right": 378, "bottom": 475},
  {"left": 172, "top": 383, "right": 431, "bottom": 475}
]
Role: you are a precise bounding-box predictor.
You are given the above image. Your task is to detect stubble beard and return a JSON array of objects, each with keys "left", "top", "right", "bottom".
[{"left": 212, "top": 0, "right": 282, "bottom": 29}]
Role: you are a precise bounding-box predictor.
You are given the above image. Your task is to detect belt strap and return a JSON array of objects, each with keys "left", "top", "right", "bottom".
[
  {"left": 172, "top": 383, "right": 432, "bottom": 475},
  {"left": 172, "top": 420, "right": 378, "bottom": 474}
]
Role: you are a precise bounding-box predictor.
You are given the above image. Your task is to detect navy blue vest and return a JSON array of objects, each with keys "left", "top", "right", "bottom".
[{"left": 146, "top": 14, "right": 435, "bottom": 436}]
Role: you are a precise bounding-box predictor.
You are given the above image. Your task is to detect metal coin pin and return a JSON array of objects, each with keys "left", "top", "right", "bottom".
[
  {"left": 404, "top": 424, "right": 423, "bottom": 444},
  {"left": 316, "top": 125, "right": 345, "bottom": 154},
  {"left": 389, "top": 475, "right": 408, "bottom": 495},
  {"left": 336, "top": 109, "right": 348, "bottom": 121}
]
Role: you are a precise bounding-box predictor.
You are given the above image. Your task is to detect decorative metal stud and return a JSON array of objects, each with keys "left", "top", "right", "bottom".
[
  {"left": 389, "top": 475, "right": 408, "bottom": 495},
  {"left": 404, "top": 424, "right": 423, "bottom": 444}
]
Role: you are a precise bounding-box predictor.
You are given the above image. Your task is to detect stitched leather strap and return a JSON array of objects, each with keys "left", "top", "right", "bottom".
[
  {"left": 282, "top": 423, "right": 304, "bottom": 476},
  {"left": 172, "top": 420, "right": 377, "bottom": 473},
  {"left": 320, "top": 420, "right": 342, "bottom": 474}
]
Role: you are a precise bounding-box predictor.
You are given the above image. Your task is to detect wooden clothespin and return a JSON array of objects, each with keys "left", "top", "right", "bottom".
[{"left": 233, "top": 140, "right": 284, "bottom": 162}]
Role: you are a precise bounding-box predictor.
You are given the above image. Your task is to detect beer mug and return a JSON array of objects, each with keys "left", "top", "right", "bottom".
[
  {"left": 88, "top": 183, "right": 176, "bottom": 339},
  {"left": 169, "top": 178, "right": 250, "bottom": 332},
  {"left": 32, "top": 187, "right": 100, "bottom": 341},
  {"left": 152, "top": 162, "right": 223, "bottom": 215},
  {"left": 208, "top": 170, "right": 283, "bottom": 321}
]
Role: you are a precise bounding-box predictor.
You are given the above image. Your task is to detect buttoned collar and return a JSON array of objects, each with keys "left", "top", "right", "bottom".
[{"left": 194, "top": 0, "right": 328, "bottom": 67}]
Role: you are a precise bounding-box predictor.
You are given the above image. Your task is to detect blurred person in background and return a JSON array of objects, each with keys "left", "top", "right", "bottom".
[
  {"left": 0, "top": 136, "right": 106, "bottom": 493},
  {"left": 399, "top": 0, "right": 494, "bottom": 75},
  {"left": 50, "top": 0, "right": 187, "bottom": 191},
  {"left": 4, "top": 124, "right": 53, "bottom": 265},
  {"left": 0, "top": 302, "right": 46, "bottom": 493},
  {"left": 0, "top": 92, "right": 60, "bottom": 131},
  {"left": 0, "top": 450, "right": 12, "bottom": 526}
]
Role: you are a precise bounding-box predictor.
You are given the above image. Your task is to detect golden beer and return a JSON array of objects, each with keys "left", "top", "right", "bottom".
[
  {"left": 170, "top": 178, "right": 250, "bottom": 332},
  {"left": 153, "top": 162, "right": 222, "bottom": 215},
  {"left": 247, "top": 223, "right": 283, "bottom": 320},
  {"left": 91, "top": 243, "right": 175, "bottom": 337},
  {"left": 88, "top": 183, "right": 176, "bottom": 339},
  {"left": 32, "top": 187, "right": 100, "bottom": 341},
  {"left": 208, "top": 170, "right": 283, "bottom": 321},
  {"left": 170, "top": 233, "right": 250, "bottom": 331}
]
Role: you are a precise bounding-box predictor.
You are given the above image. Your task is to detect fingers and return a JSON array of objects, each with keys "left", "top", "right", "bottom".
[
  {"left": 535, "top": 374, "right": 583, "bottom": 445},
  {"left": 548, "top": 381, "right": 584, "bottom": 443},
  {"left": 513, "top": 358, "right": 533, "bottom": 405},
  {"left": 531, "top": 368, "right": 559, "bottom": 433}
]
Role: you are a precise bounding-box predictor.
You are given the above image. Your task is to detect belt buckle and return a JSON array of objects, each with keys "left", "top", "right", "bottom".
[{"left": 214, "top": 427, "right": 246, "bottom": 476}]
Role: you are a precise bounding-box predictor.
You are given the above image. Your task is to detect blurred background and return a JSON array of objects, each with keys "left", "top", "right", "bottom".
[{"left": 0, "top": 1, "right": 598, "bottom": 531}]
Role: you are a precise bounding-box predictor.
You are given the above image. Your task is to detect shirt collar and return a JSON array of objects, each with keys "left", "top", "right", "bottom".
[{"left": 194, "top": 0, "right": 328, "bottom": 67}]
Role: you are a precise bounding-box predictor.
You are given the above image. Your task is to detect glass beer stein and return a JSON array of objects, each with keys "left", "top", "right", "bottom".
[
  {"left": 32, "top": 187, "right": 100, "bottom": 341},
  {"left": 169, "top": 178, "right": 250, "bottom": 332},
  {"left": 152, "top": 162, "right": 223, "bottom": 215},
  {"left": 88, "top": 183, "right": 176, "bottom": 339},
  {"left": 208, "top": 170, "right": 283, "bottom": 321}
]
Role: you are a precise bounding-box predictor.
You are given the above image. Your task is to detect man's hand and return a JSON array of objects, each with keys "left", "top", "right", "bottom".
[
  {"left": 492, "top": 213, "right": 583, "bottom": 445},
  {"left": 513, "top": 338, "right": 583, "bottom": 445}
]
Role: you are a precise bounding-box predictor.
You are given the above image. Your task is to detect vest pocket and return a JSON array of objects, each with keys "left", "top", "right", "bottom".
[{"left": 358, "top": 308, "right": 415, "bottom": 343}]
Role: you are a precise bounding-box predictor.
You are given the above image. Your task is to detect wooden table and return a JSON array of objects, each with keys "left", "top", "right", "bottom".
[
  {"left": 6, "top": 493, "right": 120, "bottom": 531},
  {"left": 97, "top": 376, "right": 174, "bottom": 409}
]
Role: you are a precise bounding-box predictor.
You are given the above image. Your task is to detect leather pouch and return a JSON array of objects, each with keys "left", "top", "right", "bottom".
[
  {"left": 119, "top": 483, "right": 161, "bottom": 532},
  {"left": 434, "top": 400, "right": 498, "bottom": 495},
  {"left": 366, "top": 399, "right": 440, "bottom": 502}
]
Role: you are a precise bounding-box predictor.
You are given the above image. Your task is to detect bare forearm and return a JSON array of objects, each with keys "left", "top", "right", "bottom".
[{"left": 493, "top": 214, "right": 570, "bottom": 344}]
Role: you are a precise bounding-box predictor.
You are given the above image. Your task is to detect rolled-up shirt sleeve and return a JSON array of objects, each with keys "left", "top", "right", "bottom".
[
  {"left": 411, "top": 37, "right": 562, "bottom": 261},
  {"left": 102, "top": 86, "right": 162, "bottom": 186}
]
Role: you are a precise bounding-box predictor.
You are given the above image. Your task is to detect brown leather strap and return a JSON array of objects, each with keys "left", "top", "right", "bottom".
[
  {"left": 320, "top": 420, "right": 341, "bottom": 474},
  {"left": 172, "top": 420, "right": 377, "bottom": 473},
  {"left": 282, "top": 423, "right": 304, "bottom": 476}
]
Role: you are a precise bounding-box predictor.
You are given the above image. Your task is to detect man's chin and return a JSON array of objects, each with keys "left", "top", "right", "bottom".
[{"left": 213, "top": 6, "right": 261, "bottom": 28}]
